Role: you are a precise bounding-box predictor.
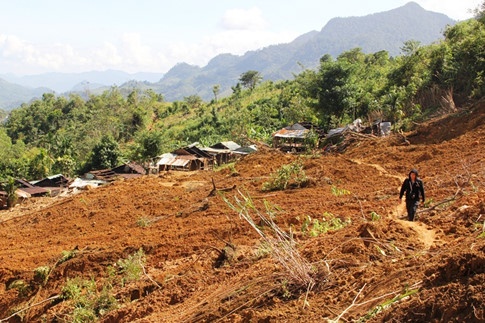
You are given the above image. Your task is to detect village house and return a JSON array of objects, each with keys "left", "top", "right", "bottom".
[
  {"left": 157, "top": 143, "right": 213, "bottom": 171},
  {"left": 273, "top": 122, "right": 325, "bottom": 152}
]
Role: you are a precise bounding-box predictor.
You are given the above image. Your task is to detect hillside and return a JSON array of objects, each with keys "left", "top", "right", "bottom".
[
  {"left": 0, "top": 103, "right": 483, "bottom": 321},
  {"left": 0, "top": 78, "right": 51, "bottom": 111},
  {"left": 154, "top": 2, "right": 454, "bottom": 101}
]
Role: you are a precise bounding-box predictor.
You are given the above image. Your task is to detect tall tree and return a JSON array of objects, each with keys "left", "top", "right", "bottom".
[
  {"left": 239, "top": 71, "right": 262, "bottom": 91},
  {"left": 88, "top": 136, "right": 121, "bottom": 170},
  {"left": 212, "top": 84, "right": 221, "bottom": 102},
  {"left": 132, "top": 130, "right": 164, "bottom": 163}
]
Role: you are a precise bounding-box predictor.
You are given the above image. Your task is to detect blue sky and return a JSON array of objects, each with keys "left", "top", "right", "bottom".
[{"left": 0, "top": 0, "right": 481, "bottom": 75}]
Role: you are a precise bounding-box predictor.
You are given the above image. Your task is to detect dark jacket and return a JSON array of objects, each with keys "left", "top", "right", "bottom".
[{"left": 400, "top": 169, "right": 425, "bottom": 203}]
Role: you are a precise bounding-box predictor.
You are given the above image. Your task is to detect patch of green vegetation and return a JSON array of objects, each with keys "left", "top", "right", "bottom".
[
  {"left": 117, "top": 248, "right": 145, "bottom": 285},
  {"left": 7, "top": 279, "right": 31, "bottom": 297},
  {"left": 262, "top": 159, "right": 308, "bottom": 191},
  {"left": 369, "top": 211, "right": 381, "bottom": 221},
  {"left": 61, "top": 277, "right": 118, "bottom": 322},
  {"left": 59, "top": 249, "right": 77, "bottom": 264},
  {"left": 214, "top": 162, "right": 239, "bottom": 176},
  {"left": 331, "top": 185, "right": 351, "bottom": 196},
  {"left": 34, "top": 266, "right": 50, "bottom": 285},
  {"left": 136, "top": 217, "right": 151, "bottom": 228},
  {"left": 301, "top": 213, "right": 350, "bottom": 237}
]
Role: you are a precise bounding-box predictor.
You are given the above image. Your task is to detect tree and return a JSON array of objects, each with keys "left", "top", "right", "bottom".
[
  {"left": 185, "top": 95, "right": 204, "bottom": 117},
  {"left": 1, "top": 177, "right": 18, "bottom": 209},
  {"left": 239, "top": 70, "right": 262, "bottom": 91},
  {"left": 212, "top": 84, "right": 221, "bottom": 102},
  {"left": 132, "top": 130, "right": 164, "bottom": 163},
  {"left": 89, "top": 136, "right": 121, "bottom": 170},
  {"left": 28, "top": 148, "right": 53, "bottom": 180},
  {"left": 474, "top": 1, "right": 485, "bottom": 23}
]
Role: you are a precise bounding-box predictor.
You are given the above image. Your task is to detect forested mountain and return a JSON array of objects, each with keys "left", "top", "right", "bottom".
[
  {"left": 0, "top": 78, "right": 51, "bottom": 110},
  {"left": 153, "top": 2, "right": 455, "bottom": 101}
]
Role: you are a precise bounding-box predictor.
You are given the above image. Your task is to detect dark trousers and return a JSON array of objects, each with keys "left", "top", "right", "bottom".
[{"left": 406, "top": 200, "right": 419, "bottom": 221}]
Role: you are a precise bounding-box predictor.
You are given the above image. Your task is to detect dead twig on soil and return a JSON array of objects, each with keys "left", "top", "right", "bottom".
[
  {"left": 0, "top": 295, "right": 61, "bottom": 322},
  {"left": 139, "top": 259, "right": 162, "bottom": 289},
  {"left": 354, "top": 194, "right": 366, "bottom": 220},
  {"left": 417, "top": 169, "right": 471, "bottom": 214},
  {"left": 329, "top": 283, "right": 366, "bottom": 323},
  {"left": 354, "top": 281, "right": 422, "bottom": 308},
  {"left": 208, "top": 177, "right": 236, "bottom": 197}
]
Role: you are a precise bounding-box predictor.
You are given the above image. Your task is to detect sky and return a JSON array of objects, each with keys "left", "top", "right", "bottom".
[{"left": 0, "top": 0, "right": 481, "bottom": 75}]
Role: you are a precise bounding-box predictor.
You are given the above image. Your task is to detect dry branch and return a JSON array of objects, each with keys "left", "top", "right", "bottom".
[
  {"left": 208, "top": 177, "right": 236, "bottom": 197},
  {"left": 330, "top": 283, "right": 366, "bottom": 323},
  {"left": 0, "top": 295, "right": 61, "bottom": 322},
  {"left": 418, "top": 169, "right": 471, "bottom": 214}
]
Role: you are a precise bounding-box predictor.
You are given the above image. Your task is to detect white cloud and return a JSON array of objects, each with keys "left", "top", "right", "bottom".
[
  {"left": 0, "top": 6, "right": 297, "bottom": 75},
  {"left": 220, "top": 7, "right": 268, "bottom": 30},
  {"left": 419, "top": 0, "right": 481, "bottom": 20}
]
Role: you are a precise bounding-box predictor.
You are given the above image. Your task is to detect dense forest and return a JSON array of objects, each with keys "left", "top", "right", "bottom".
[{"left": 1, "top": 8, "right": 484, "bottom": 182}]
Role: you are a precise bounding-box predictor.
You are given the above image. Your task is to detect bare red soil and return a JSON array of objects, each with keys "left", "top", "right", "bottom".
[{"left": 0, "top": 104, "right": 484, "bottom": 322}]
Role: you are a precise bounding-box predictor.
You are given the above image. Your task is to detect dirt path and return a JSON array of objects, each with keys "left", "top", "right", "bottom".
[
  {"left": 395, "top": 201, "right": 436, "bottom": 250},
  {"left": 350, "top": 158, "right": 438, "bottom": 250}
]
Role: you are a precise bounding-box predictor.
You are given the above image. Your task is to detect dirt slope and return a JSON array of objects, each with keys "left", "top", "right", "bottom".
[{"left": 0, "top": 104, "right": 484, "bottom": 322}]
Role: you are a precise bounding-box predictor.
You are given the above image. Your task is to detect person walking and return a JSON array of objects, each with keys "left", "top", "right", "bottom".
[{"left": 399, "top": 169, "right": 425, "bottom": 221}]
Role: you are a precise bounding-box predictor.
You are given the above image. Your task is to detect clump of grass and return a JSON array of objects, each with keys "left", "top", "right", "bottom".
[
  {"left": 302, "top": 213, "right": 350, "bottom": 237},
  {"left": 369, "top": 211, "right": 381, "bottom": 221},
  {"left": 357, "top": 287, "right": 419, "bottom": 322},
  {"left": 262, "top": 159, "right": 308, "bottom": 191},
  {"left": 253, "top": 241, "right": 272, "bottom": 260},
  {"left": 214, "top": 162, "right": 239, "bottom": 176},
  {"left": 331, "top": 185, "right": 351, "bottom": 196},
  {"left": 136, "top": 217, "right": 151, "bottom": 228}
]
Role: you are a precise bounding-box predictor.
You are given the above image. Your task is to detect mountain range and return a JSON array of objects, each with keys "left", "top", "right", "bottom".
[{"left": 0, "top": 2, "right": 455, "bottom": 109}]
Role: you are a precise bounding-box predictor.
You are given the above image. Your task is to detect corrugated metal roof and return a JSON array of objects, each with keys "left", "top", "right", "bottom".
[
  {"left": 273, "top": 128, "right": 309, "bottom": 139},
  {"left": 112, "top": 162, "right": 146, "bottom": 175},
  {"left": 156, "top": 154, "right": 191, "bottom": 167},
  {"left": 201, "top": 147, "right": 232, "bottom": 154},
  {"left": 211, "top": 141, "right": 241, "bottom": 151}
]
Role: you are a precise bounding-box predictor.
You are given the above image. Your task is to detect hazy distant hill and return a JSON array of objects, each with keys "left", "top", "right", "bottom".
[
  {"left": 0, "top": 70, "right": 164, "bottom": 93},
  {"left": 0, "top": 78, "right": 52, "bottom": 110},
  {"left": 153, "top": 2, "right": 454, "bottom": 101}
]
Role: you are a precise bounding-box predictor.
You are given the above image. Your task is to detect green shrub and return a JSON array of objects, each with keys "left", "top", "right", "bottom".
[
  {"left": 61, "top": 276, "right": 117, "bottom": 321},
  {"left": 59, "top": 249, "right": 77, "bottom": 263},
  {"left": 369, "top": 211, "right": 381, "bottom": 221},
  {"left": 262, "top": 159, "right": 308, "bottom": 191},
  {"left": 72, "top": 307, "right": 96, "bottom": 323},
  {"left": 117, "top": 248, "right": 145, "bottom": 284}
]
